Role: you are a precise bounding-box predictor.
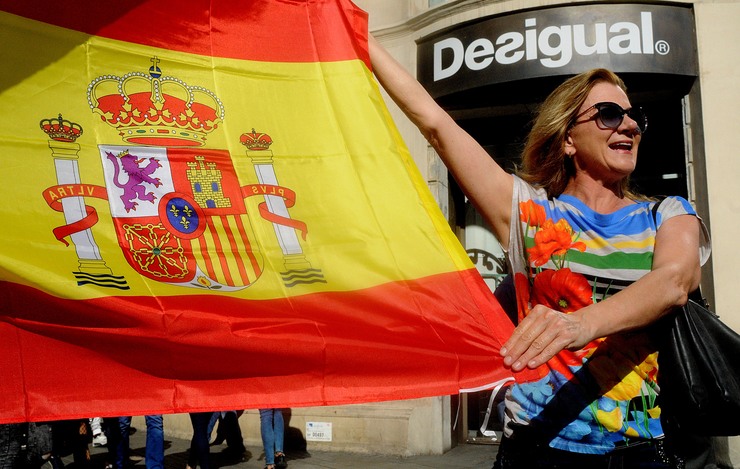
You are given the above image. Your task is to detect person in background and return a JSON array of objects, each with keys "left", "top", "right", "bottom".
[
  {"left": 89, "top": 418, "right": 106, "bottom": 448},
  {"left": 0, "top": 423, "right": 25, "bottom": 469},
  {"left": 186, "top": 412, "right": 212, "bottom": 469},
  {"left": 111, "top": 416, "right": 163, "bottom": 469},
  {"left": 369, "top": 35, "right": 711, "bottom": 469},
  {"left": 50, "top": 420, "right": 91, "bottom": 469},
  {"left": 259, "top": 409, "right": 286, "bottom": 469},
  {"left": 207, "top": 411, "right": 246, "bottom": 460},
  {"left": 21, "top": 422, "right": 62, "bottom": 469}
]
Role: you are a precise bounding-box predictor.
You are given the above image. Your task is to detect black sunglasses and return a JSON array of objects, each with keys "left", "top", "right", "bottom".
[{"left": 573, "top": 102, "right": 648, "bottom": 134}]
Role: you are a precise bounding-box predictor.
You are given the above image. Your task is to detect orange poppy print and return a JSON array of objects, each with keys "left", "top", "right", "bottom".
[
  {"left": 526, "top": 218, "right": 586, "bottom": 267},
  {"left": 519, "top": 199, "right": 548, "bottom": 227}
]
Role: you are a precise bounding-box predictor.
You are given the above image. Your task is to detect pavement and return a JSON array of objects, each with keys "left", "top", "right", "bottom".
[
  {"left": 69, "top": 427, "right": 500, "bottom": 469},
  {"left": 61, "top": 427, "right": 740, "bottom": 469}
]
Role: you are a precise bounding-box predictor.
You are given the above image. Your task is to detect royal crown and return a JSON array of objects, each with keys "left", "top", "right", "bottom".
[
  {"left": 240, "top": 129, "right": 273, "bottom": 151},
  {"left": 87, "top": 57, "right": 225, "bottom": 147},
  {"left": 39, "top": 114, "right": 83, "bottom": 142}
]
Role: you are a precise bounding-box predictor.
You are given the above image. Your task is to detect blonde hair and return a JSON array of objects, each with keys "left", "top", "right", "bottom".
[{"left": 517, "top": 68, "right": 639, "bottom": 199}]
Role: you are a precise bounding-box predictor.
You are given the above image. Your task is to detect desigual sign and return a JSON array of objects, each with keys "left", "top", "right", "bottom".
[{"left": 417, "top": 4, "right": 697, "bottom": 98}]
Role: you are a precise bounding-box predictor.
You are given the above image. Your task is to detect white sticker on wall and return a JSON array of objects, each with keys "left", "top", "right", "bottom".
[{"left": 305, "top": 421, "right": 332, "bottom": 441}]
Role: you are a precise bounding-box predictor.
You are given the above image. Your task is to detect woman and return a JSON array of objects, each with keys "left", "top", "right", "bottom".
[{"left": 369, "top": 36, "right": 711, "bottom": 468}]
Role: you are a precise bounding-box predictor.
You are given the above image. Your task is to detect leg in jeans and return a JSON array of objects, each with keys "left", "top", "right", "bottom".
[
  {"left": 272, "top": 410, "right": 286, "bottom": 468},
  {"left": 259, "top": 410, "right": 276, "bottom": 466},
  {"left": 103, "top": 418, "right": 121, "bottom": 469},
  {"left": 273, "top": 410, "right": 284, "bottom": 455},
  {"left": 206, "top": 413, "right": 220, "bottom": 444},
  {"left": 115, "top": 417, "right": 132, "bottom": 469},
  {"left": 144, "top": 415, "right": 164, "bottom": 469}
]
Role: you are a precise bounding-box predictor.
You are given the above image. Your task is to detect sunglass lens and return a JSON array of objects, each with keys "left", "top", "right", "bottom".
[
  {"left": 597, "top": 103, "right": 647, "bottom": 133},
  {"left": 598, "top": 104, "right": 624, "bottom": 129}
]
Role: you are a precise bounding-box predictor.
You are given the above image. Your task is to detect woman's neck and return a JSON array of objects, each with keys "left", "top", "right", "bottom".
[{"left": 561, "top": 177, "right": 633, "bottom": 214}]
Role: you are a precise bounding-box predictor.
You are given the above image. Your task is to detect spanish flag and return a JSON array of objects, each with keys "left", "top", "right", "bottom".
[{"left": 0, "top": 0, "right": 530, "bottom": 423}]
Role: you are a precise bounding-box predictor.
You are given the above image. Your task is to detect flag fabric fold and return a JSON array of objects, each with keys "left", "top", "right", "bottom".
[{"left": 0, "top": 0, "right": 532, "bottom": 423}]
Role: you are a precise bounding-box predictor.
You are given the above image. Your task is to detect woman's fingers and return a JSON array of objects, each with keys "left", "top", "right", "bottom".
[{"left": 501, "top": 305, "right": 582, "bottom": 371}]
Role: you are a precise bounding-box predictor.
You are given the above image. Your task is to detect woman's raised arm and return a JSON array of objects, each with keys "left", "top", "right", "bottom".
[{"left": 368, "top": 35, "right": 514, "bottom": 246}]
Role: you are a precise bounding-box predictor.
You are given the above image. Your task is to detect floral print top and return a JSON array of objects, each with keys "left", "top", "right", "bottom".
[{"left": 502, "top": 176, "right": 710, "bottom": 454}]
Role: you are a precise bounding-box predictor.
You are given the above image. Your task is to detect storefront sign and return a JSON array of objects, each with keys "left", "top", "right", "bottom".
[{"left": 417, "top": 4, "right": 697, "bottom": 98}]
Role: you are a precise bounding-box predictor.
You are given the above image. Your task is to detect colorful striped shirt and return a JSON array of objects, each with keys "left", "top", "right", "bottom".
[{"left": 502, "top": 176, "right": 710, "bottom": 454}]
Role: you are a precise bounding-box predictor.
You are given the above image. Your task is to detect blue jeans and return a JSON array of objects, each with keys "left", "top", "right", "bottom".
[
  {"left": 116, "top": 415, "right": 164, "bottom": 469},
  {"left": 206, "top": 412, "right": 220, "bottom": 440},
  {"left": 259, "top": 409, "right": 284, "bottom": 465}
]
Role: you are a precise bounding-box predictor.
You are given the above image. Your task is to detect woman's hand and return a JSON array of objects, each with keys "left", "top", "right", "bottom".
[{"left": 500, "top": 304, "right": 594, "bottom": 371}]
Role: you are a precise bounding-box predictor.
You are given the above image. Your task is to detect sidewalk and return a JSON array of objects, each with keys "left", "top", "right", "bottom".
[{"left": 78, "top": 427, "right": 499, "bottom": 469}]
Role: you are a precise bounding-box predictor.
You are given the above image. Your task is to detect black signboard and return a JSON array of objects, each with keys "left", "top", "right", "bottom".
[{"left": 417, "top": 4, "right": 698, "bottom": 99}]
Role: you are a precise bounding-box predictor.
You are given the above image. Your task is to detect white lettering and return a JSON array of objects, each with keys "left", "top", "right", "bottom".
[
  {"left": 525, "top": 18, "right": 538, "bottom": 60},
  {"left": 434, "top": 37, "right": 464, "bottom": 81},
  {"left": 431, "top": 11, "right": 662, "bottom": 81},
  {"left": 495, "top": 32, "right": 525, "bottom": 64},
  {"left": 609, "top": 22, "right": 642, "bottom": 54},
  {"left": 538, "top": 25, "right": 572, "bottom": 68},
  {"left": 465, "top": 38, "right": 495, "bottom": 71},
  {"left": 641, "top": 12, "right": 654, "bottom": 54},
  {"left": 573, "top": 24, "right": 608, "bottom": 55}
]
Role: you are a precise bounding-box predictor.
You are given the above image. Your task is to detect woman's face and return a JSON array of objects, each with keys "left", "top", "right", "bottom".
[{"left": 565, "top": 82, "right": 642, "bottom": 186}]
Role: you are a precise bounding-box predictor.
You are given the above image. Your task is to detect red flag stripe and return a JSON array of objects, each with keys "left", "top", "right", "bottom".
[
  {"left": 0, "top": 0, "right": 370, "bottom": 65},
  {"left": 234, "top": 216, "right": 263, "bottom": 279},
  {"left": 0, "top": 269, "right": 534, "bottom": 422}
]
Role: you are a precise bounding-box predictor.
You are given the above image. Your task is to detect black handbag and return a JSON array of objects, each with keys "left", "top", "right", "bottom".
[{"left": 653, "top": 291, "right": 740, "bottom": 436}]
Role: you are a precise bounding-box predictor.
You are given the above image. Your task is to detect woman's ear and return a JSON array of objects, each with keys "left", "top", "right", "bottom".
[{"left": 564, "top": 132, "right": 575, "bottom": 156}]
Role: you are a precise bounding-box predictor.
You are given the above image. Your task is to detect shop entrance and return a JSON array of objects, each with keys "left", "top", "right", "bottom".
[{"left": 452, "top": 82, "right": 692, "bottom": 444}]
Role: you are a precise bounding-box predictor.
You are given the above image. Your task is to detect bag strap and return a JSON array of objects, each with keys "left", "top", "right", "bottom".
[{"left": 650, "top": 195, "right": 666, "bottom": 225}]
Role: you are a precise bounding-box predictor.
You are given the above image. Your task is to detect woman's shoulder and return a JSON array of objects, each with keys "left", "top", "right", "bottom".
[
  {"left": 651, "top": 195, "right": 698, "bottom": 224},
  {"left": 512, "top": 174, "right": 548, "bottom": 201},
  {"left": 653, "top": 195, "right": 711, "bottom": 264},
  {"left": 648, "top": 195, "right": 701, "bottom": 228}
]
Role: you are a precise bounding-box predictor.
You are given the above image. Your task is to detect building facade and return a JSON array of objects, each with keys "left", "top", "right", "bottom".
[{"left": 160, "top": 0, "right": 739, "bottom": 460}]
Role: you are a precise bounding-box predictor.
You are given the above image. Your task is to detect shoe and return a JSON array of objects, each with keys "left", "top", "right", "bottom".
[
  {"left": 48, "top": 455, "right": 65, "bottom": 469},
  {"left": 275, "top": 452, "right": 287, "bottom": 469},
  {"left": 92, "top": 433, "right": 107, "bottom": 447}
]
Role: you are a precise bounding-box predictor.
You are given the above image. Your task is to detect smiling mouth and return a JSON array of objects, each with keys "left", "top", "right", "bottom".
[{"left": 609, "top": 142, "right": 633, "bottom": 151}]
